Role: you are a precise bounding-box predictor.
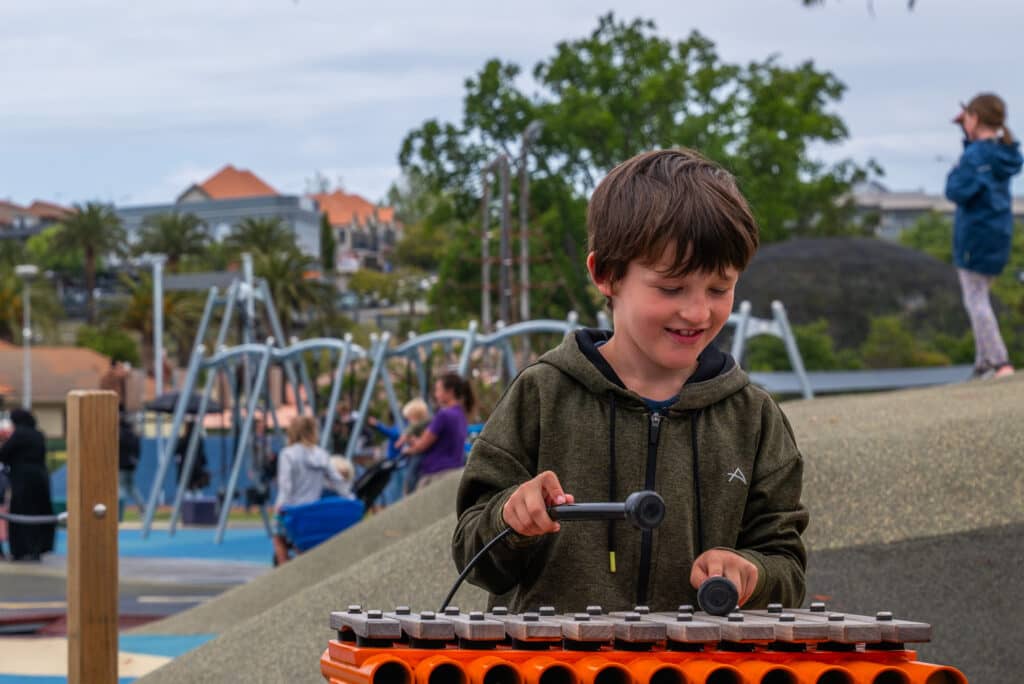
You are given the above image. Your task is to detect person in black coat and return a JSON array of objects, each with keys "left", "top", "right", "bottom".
[
  {"left": 118, "top": 413, "right": 145, "bottom": 516},
  {"left": 0, "top": 409, "right": 54, "bottom": 561},
  {"left": 174, "top": 420, "right": 209, "bottom": 494}
]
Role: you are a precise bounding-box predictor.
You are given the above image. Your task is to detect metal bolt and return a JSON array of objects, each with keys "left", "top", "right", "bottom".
[
  {"left": 728, "top": 613, "right": 744, "bottom": 622},
  {"left": 779, "top": 614, "right": 796, "bottom": 623},
  {"left": 93, "top": 503, "right": 107, "bottom": 519},
  {"left": 492, "top": 606, "right": 509, "bottom": 616},
  {"left": 523, "top": 612, "right": 539, "bottom": 622},
  {"left": 367, "top": 610, "right": 383, "bottom": 619},
  {"left": 573, "top": 613, "right": 590, "bottom": 621},
  {"left": 810, "top": 602, "right": 827, "bottom": 613},
  {"left": 634, "top": 605, "right": 650, "bottom": 615},
  {"left": 444, "top": 606, "right": 460, "bottom": 616},
  {"left": 876, "top": 611, "right": 894, "bottom": 622},
  {"left": 828, "top": 613, "right": 845, "bottom": 622},
  {"left": 421, "top": 611, "right": 436, "bottom": 620},
  {"left": 767, "top": 603, "right": 783, "bottom": 614},
  {"left": 624, "top": 613, "right": 640, "bottom": 622},
  {"left": 586, "top": 605, "right": 602, "bottom": 616},
  {"left": 347, "top": 605, "right": 362, "bottom": 614},
  {"left": 678, "top": 604, "right": 694, "bottom": 614},
  {"left": 539, "top": 606, "right": 556, "bottom": 617},
  {"left": 469, "top": 611, "right": 484, "bottom": 621},
  {"left": 395, "top": 606, "right": 411, "bottom": 615},
  {"left": 676, "top": 613, "right": 692, "bottom": 622}
]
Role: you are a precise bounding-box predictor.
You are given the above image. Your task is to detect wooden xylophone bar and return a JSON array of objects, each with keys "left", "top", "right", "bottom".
[{"left": 322, "top": 603, "right": 966, "bottom": 684}]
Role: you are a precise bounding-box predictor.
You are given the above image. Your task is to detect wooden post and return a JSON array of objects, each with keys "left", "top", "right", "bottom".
[{"left": 66, "top": 390, "right": 119, "bottom": 684}]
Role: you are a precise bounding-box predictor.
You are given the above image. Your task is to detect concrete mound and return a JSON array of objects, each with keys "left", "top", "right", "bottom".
[
  {"left": 132, "top": 469, "right": 465, "bottom": 636},
  {"left": 138, "top": 375, "right": 1024, "bottom": 684}
]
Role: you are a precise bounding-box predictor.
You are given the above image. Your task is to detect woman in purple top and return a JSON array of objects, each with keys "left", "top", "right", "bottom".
[{"left": 404, "top": 372, "right": 474, "bottom": 490}]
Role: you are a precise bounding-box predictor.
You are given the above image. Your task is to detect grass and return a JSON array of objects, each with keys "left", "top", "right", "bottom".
[{"left": 119, "top": 506, "right": 270, "bottom": 524}]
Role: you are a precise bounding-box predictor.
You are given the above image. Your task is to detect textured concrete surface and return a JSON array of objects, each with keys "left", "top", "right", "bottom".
[
  {"left": 137, "top": 375, "right": 1024, "bottom": 684},
  {"left": 131, "top": 469, "right": 464, "bottom": 635}
]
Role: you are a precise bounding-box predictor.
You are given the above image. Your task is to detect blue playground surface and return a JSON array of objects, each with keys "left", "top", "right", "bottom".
[{"left": 52, "top": 526, "right": 273, "bottom": 564}]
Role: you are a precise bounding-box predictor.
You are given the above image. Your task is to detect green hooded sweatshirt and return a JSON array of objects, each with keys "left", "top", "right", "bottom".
[{"left": 453, "top": 329, "right": 808, "bottom": 613}]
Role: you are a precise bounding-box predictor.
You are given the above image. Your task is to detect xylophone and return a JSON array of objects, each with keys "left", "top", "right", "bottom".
[{"left": 320, "top": 601, "right": 967, "bottom": 684}]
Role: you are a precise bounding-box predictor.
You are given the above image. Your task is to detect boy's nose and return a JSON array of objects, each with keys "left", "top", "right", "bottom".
[{"left": 676, "top": 296, "right": 711, "bottom": 326}]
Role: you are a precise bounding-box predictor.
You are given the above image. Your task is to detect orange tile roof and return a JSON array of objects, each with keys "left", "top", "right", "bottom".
[
  {"left": 197, "top": 164, "right": 278, "bottom": 200},
  {"left": 312, "top": 190, "right": 396, "bottom": 227},
  {"left": 26, "top": 200, "right": 72, "bottom": 220},
  {"left": 0, "top": 346, "right": 112, "bottom": 404}
]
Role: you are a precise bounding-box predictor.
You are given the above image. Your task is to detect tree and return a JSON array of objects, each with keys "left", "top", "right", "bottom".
[
  {"left": 320, "top": 213, "right": 336, "bottom": 274},
  {"left": 899, "top": 211, "right": 953, "bottom": 263},
  {"left": 253, "top": 247, "right": 329, "bottom": 340},
  {"left": 399, "top": 14, "right": 876, "bottom": 324},
  {"left": 76, "top": 324, "right": 141, "bottom": 366},
  {"left": 134, "top": 212, "right": 210, "bottom": 271},
  {"left": 0, "top": 268, "right": 61, "bottom": 344},
  {"left": 51, "top": 202, "right": 126, "bottom": 323},
  {"left": 25, "top": 225, "right": 87, "bottom": 274},
  {"left": 225, "top": 217, "right": 298, "bottom": 259},
  {"left": 118, "top": 271, "right": 207, "bottom": 369}
]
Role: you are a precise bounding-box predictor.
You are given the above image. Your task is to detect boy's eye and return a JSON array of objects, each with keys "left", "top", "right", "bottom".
[
  {"left": 709, "top": 288, "right": 730, "bottom": 296},
  {"left": 657, "top": 287, "right": 681, "bottom": 295}
]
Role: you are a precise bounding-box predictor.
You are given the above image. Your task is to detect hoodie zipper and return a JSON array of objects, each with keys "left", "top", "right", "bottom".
[{"left": 636, "top": 411, "right": 662, "bottom": 606}]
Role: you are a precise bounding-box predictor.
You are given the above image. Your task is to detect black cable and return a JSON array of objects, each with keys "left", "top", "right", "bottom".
[
  {"left": 438, "top": 524, "right": 512, "bottom": 614},
  {"left": 440, "top": 526, "right": 514, "bottom": 613}
]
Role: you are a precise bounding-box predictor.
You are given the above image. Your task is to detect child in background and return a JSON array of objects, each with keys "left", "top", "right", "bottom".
[{"left": 367, "top": 398, "right": 430, "bottom": 505}]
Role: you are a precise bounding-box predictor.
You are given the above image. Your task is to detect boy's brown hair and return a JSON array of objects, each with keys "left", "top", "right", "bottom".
[{"left": 587, "top": 148, "right": 759, "bottom": 285}]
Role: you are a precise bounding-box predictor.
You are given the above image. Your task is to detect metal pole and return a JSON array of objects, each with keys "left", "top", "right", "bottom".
[
  {"left": 153, "top": 256, "right": 165, "bottom": 487},
  {"left": 519, "top": 121, "right": 543, "bottom": 324},
  {"left": 480, "top": 175, "right": 492, "bottom": 332},
  {"left": 22, "top": 279, "right": 31, "bottom": 410},
  {"left": 498, "top": 155, "right": 511, "bottom": 325}
]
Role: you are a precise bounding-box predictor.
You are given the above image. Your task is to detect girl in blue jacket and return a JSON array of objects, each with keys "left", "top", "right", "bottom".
[{"left": 945, "top": 93, "right": 1023, "bottom": 379}]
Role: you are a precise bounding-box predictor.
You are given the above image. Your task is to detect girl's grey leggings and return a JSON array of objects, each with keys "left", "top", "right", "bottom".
[{"left": 957, "top": 268, "right": 1009, "bottom": 371}]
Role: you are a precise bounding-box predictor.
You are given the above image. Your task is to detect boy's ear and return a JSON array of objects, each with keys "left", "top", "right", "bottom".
[{"left": 586, "top": 252, "right": 615, "bottom": 298}]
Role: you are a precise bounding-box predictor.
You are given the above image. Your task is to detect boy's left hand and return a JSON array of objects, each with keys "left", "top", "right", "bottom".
[{"left": 690, "top": 549, "right": 759, "bottom": 607}]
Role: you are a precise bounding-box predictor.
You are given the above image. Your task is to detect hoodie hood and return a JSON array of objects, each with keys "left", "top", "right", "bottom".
[
  {"left": 972, "top": 138, "right": 1023, "bottom": 180},
  {"left": 536, "top": 328, "right": 750, "bottom": 411}
]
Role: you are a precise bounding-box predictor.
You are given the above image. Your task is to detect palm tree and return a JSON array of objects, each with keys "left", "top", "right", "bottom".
[
  {"left": 52, "top": 202, "right": 126, "bottom": 323},
  {"left": 253, "top": 246, "right": 329, "bottom": 340},
  {"left": 224, "top": 217, "right": 298, "bottom": 259},
  {"left": 134, "top": 212, "right": 210, "bottom": 272},
  {"left": 119, "top": 272, "right": 207, "bottom": 370}
]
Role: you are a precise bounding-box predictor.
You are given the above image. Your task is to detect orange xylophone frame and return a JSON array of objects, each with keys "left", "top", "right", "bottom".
[{"left": 320, "top": 603, "right": 967, "bottom": 684}]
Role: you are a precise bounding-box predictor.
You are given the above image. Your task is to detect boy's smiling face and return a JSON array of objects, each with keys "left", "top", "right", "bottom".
[{"left": 588, "top": 249, "right": 738, "bottom": 386}]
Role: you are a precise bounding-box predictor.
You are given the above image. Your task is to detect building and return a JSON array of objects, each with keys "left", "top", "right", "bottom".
[
  {"left": 117, "top": 165, "right": 322, "bottom": 259},
  {"left": 311, "top": 190, "right": 401, "bottom": 273},
  {"left": 0, "top": 343, "right": 116, "bottom": 438},
  {"left": 0, "top": 199, "right": 72, "bottom": 239},
  {"left": 854, "top": 181, "right": 1024, "bottom": 240}
]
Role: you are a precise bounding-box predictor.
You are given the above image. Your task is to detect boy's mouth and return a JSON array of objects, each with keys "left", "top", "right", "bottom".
[{"left": 666, "top": 327, "right": 704, "bottom": 342}]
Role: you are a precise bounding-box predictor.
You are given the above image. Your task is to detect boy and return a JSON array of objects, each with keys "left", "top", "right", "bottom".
[{"left": 452, "top": 148, "right": 808, "bottom": 612}]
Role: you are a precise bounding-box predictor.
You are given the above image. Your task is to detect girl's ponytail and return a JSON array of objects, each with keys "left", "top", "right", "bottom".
[
  {"left": 1001, "top": 124, "right": 1015, "bottom": 146},
  {"left": 438, "top": 372, "right": 476, "bottom": 415}
]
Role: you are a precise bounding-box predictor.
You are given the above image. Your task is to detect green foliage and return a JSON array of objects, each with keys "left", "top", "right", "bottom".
[
  {"left": 899, "top": 211, "right": 953, "bottom": 263},
  {"left": 134, "top": 212, "right": 210, "bottom": 271},
  {"left": 0, "top": 268, "right": 61, "bottom": 344},
  {"left": 76, "top": 324, "right": 140, "bottom": 366},
  {"left": 320, "top": 213, "right": 336, "bottom": 274},
  {"left": 225, "top": 217, "right": 297, "bottom": 259},
  {"left": 859, "top": 315, "right": 950, "bottom": 368},
  {"left": 253, "top": 247, "right": 329, "bottom": 340},
  {"left": 25, "top": 226, "right": 87, "bottom": 274},
  {"left": 744, "top": 319, "right": 863, "bottom": 371},
  {"left": 52, "top": 202, "right": 126, "bottom": 322},
  {"left": 398, "top": 14, "right": 876, "bottom": 324}
]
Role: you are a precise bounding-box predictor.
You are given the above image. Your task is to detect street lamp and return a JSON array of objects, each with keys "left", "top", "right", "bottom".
[{"left": 15, "top": 264, "right": 39, "bottom": 410}]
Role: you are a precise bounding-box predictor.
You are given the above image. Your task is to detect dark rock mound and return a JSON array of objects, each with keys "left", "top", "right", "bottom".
[{"left": 736, "top": 237, "right": 969, "bottom": 348}]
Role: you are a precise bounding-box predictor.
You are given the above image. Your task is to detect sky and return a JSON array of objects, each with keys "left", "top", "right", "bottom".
[{"left": 2, "top": 0, "right": 1021, "bottom": 208}]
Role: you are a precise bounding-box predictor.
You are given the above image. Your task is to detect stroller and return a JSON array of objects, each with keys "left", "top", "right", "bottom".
[
  {"left": 276, "top": 495, "right": 364, "bottom": 564},
  {"left": 351, "top": 456, "right": 408, "bottom": 510}
]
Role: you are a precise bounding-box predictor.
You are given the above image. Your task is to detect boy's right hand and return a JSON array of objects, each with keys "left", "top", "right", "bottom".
[{"left": 502, "top": 471, "right": 574, "bottom": 536}]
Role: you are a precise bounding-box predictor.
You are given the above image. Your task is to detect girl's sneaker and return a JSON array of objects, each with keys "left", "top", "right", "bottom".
[{"left": 993, "top": 364, "right": 1015, "bottom": 379}]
